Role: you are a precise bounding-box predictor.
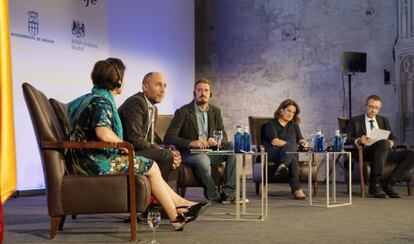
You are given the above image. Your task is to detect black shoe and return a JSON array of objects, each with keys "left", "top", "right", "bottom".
[
  {"left": 274, "top": 163, "right": 289, "bottom": 177},
  {"left": 170, "top": 213, "right": 196, "bottom": 231},
  {"left": 188, "top": 202, "right": 211, "bottom": 217},
  {"left": 381, "top": 183, "right": 401, "bottom": 198},
  {"left": 176, "top": 202, "right": 211, "bottom": 218},
  {"left": 368, "top": 184, "right": 387, "bottom": 198}
]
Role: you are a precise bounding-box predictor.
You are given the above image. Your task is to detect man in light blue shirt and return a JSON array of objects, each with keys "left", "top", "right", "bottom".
[{"left": 165, "top": 79, "right": 237, "bottom": 203}]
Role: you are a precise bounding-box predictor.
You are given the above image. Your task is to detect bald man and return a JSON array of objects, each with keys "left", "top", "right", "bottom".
[{"left": 118, "top": 72, "right": 181, "bottom": 181}]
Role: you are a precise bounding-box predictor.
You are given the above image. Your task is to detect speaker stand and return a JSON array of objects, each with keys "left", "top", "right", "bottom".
[{"left": 347, "top": 73, "right": 353, "bottom": 119}]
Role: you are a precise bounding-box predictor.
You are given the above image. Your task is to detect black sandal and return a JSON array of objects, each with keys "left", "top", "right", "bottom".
[
  {"left": 176, "top": 202, "right": 210, "bottom": 218},
  {"left": 170, "top": 213, "right": 195, "bottom": 231}
]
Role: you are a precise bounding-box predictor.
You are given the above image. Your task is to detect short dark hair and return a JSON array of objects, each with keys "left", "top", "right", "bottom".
[
  {"left": 365, "top": 95, "right": 382, "bottom": 104},
  {"left": 273, "top": 99, "right": 301, "bottom": 124},
  {"left": 91, "top": 57, "right": 125, "bottom": 90},
  {"left": 194, "top": 78, "right": 212, "bottom": 90}
]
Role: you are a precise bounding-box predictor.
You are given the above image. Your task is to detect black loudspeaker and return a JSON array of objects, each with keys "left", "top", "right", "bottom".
[
  {"left": 341, "top": 51, "right": 367, "bottom": 73},
  {"left": 384, "top": 69, "right": 390, "bottom": 84},
  {"left": 104, "top": 59, "right": 122, "bottom": 88}
]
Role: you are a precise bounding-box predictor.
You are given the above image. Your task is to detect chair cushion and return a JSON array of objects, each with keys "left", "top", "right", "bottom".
[{"left": 61, "top": 174, "right": 151, "bottom": 215}]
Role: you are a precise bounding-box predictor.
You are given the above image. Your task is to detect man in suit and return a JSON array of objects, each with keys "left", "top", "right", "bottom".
[
  {"left": 118, "top": 72, "right": 181, "bottom": 181},
  {"left": 347, "top": 95, "right": 414, "bottom": 198},
  {"left": 164, "top": 78, "right": 236, "bottom": 203}
]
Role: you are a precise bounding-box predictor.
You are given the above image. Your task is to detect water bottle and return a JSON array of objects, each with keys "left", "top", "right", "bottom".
[
  {"left": 243, "top": 126, "right": 251, "bottom": 152},
  {"left": 333, "top": 129, "right": 342, "bottom": 152},
  {"left": 313, "top": 130, "right": 319, "bottom": 151},
  {"left": 319, "top": 130, "right": 325, "bottom": 152},
  {"left": 314, "top": 129, "right": 324, "bottom": 152},
  {"left": 234, "top": 126, "right": 243, "bottom": 153}
]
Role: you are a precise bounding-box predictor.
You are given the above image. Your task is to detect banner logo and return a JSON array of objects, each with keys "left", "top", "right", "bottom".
[
  {"left": 70, "top": 20, "right": 98, "bottom": 52},
  {"left": 83, "top": 0, "right": 98, "bottom": 7},
  {"left": 11, "top": 10, "right": 54, "bottom": 44},
  {"left": 71, "top": 20, "right": 86, "bottom": 38},
  {"left": 28, "top": 11, "right": 39, "bottom": 36}
]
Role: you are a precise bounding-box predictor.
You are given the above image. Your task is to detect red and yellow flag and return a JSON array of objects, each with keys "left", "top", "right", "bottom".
[{"left": 0, "top": 0, "right": 16, "bottom": 204}]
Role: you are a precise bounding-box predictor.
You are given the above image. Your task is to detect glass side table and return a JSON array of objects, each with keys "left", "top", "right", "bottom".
[
  {"left": 191, "top": 150, "right": 268, "bottom": 221},
  {"left": 288, "top": 151, "right": 352, "bottom": 208}
]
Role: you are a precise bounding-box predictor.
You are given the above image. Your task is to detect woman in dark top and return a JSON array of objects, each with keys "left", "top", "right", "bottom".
[
  {"left": 262, "top": 99, "right": 307, "bottom": 200},
  {"left": 67, "top": 58, "right": 205, "bottom": 231}
]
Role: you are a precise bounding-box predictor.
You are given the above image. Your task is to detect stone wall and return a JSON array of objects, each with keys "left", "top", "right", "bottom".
[{"left": 196, "top": 0, "right": 398, "bottom": 143}]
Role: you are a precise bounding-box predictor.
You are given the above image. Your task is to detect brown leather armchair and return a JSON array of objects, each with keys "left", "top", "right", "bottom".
[
  {"left": 153, "top": 115, "right": 225, "bottom": 197},
  {"left": 23, "top": 83, "right": 151, "bottom": 241},
  {"left": 248, "top": 116, "right": 318, "bottom": 196},
  {"left": 338, "top": 117, "right": 413, "bottom": 197}
]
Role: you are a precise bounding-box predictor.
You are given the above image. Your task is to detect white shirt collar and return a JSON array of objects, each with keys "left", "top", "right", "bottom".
[
  {"left": 365, "top": 113, "right": 378, "bottom": 135},
  {"left": 144, "top": 94, "right": 155, "bottom": 110}
]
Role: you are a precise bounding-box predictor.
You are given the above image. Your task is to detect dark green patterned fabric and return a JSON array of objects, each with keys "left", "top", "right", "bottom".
[{"left": 67, "top": 88, "right": 153, "bottom": 176}]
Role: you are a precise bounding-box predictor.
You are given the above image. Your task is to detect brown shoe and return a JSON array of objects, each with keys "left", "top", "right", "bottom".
[{"left": 292, "top": 190, "right": 307, "bottom": 200}]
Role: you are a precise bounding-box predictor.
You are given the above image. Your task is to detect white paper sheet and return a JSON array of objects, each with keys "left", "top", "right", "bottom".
[{"left": 366, "top": 128, "right": 391, "bottom": 146}]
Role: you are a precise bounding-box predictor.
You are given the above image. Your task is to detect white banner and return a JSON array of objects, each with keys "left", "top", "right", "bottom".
[{"left": 9, "top": 0, "right": 109, "bottom": 190}]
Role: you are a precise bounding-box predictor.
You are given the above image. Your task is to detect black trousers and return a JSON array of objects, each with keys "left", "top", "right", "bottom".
[
  {"left": 363, "top": 139, "right": 414, "bottom": 183},
  {"left": 267, "top": 141, "right": 301, "bottom": 192},
  {"left": 135, "top": 148, "right": 174, "bottom": 181}
]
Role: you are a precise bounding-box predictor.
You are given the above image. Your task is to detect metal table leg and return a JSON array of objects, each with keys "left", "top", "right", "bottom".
[{"left": 235, "top": 154, "right": 241, "bottom": 220}]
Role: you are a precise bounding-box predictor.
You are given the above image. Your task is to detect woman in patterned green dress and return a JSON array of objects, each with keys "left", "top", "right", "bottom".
[{"left": 67, "top": 58, "right": 200, "bottom": 231}]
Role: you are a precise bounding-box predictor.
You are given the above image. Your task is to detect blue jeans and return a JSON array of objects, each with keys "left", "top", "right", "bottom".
[{"left": 183, "top": 142, "right": 236, "bottom": 201}]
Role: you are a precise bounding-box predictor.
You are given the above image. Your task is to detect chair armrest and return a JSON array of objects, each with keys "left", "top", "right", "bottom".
[
  {"left": 395, "top": 144, "right": 409, "bottom": 151},
  {"left": 41, "top": 140, "right": 135, "bottom": 180},
  {"left": 41, "top": 140, "right": 133, "bottom": 151},
  {"left": 343, "top": 144, "right": 357, "bottom": 151}
]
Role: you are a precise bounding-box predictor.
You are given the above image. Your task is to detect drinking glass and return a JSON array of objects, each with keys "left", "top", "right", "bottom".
[
  {"left": 305, "top": 133, "right": 314, "bottom": 151},
  {"left": 340, "top": 133, "right": 348, "bottom": 152},
  {"left": 213, "top": 130, "right": 223, "bottom": 151},
  {"left": 147, "top": 210, "right": 161, "bottom": 244}
]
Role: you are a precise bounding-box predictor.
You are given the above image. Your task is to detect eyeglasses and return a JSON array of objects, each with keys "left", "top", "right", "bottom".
[{"left": 366, "top": 105, "right": 381, "bottom": 110}]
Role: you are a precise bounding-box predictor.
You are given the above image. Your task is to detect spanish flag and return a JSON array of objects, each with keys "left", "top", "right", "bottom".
[{"left": 0, "top": 0, "right": 17, "bottom": 241}]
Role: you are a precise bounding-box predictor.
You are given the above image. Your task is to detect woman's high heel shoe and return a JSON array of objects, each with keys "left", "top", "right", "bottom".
[
  {"left": 176, "top": 202, "right": 210, "bottom": 218},
  {"left": 170, "top": 213, "right": 195, "bottom": 231}
]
